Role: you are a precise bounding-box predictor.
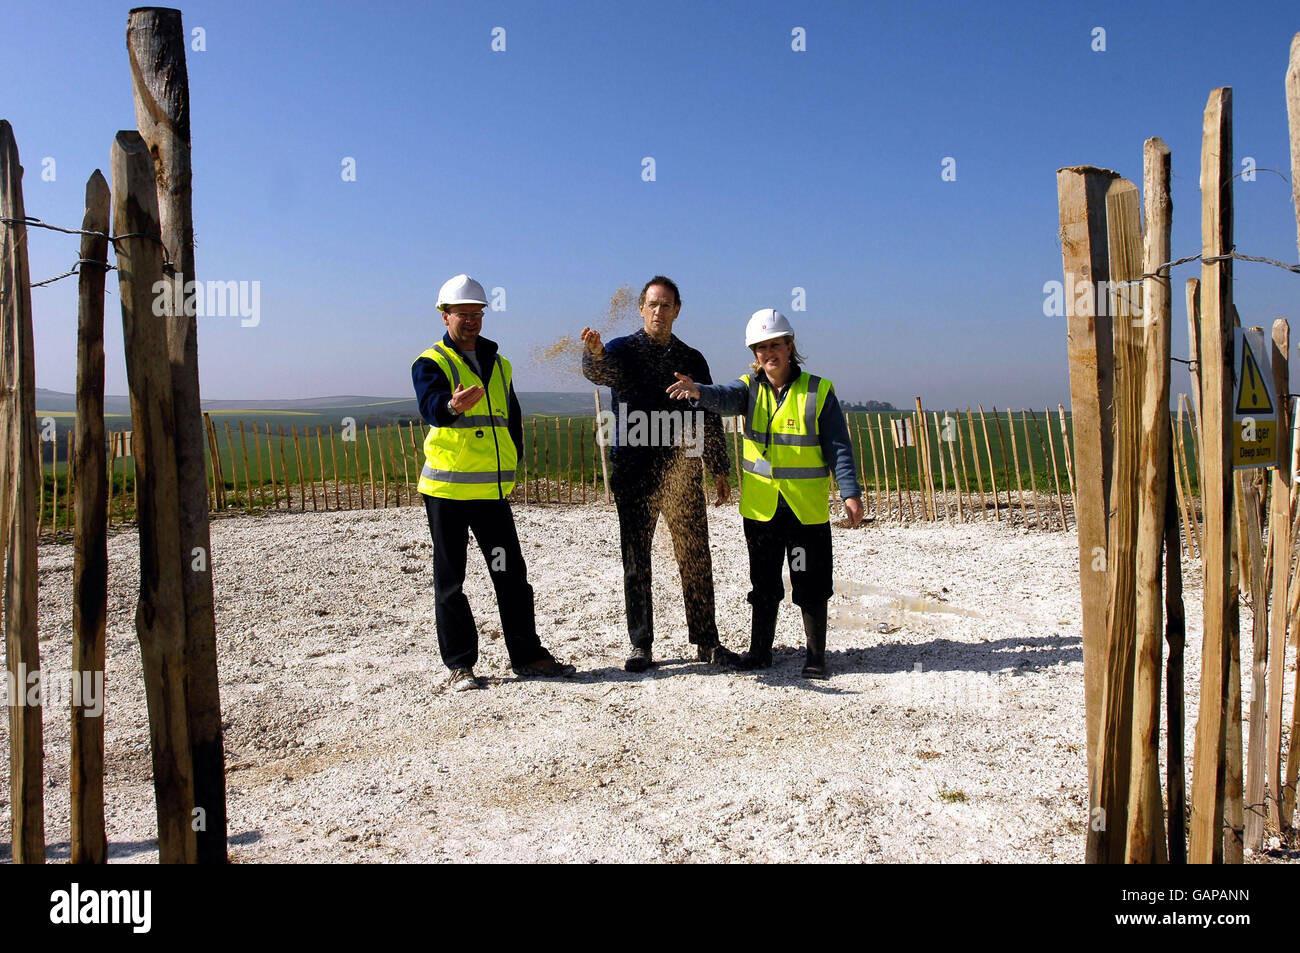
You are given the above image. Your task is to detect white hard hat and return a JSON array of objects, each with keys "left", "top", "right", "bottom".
[
  {"left": 436, "top": 274, "right": 489, "bottom": 310},
  {"left": 745, "top": 308, "right": 795, "bottom": 347}
]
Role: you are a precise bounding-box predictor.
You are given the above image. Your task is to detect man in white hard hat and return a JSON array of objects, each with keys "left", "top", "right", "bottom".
[
  {"left": 580, "top": 275, "right": 740, "bottom": 672},
  {"left": 667, "top": 308, "right": 862, "bottom": 679},
  {"left": 413, "top": 274, "right": 576, "bottom": 692}
]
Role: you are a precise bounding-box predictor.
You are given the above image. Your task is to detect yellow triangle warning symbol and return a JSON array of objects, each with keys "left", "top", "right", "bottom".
[{"left": 1236, "top": 343, "right": 1274, "bottom": 415}]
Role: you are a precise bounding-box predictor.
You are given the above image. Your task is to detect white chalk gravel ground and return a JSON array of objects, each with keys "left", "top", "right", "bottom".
[{"left": 2, "top": 500, "right": 1294, "bottom": 863}]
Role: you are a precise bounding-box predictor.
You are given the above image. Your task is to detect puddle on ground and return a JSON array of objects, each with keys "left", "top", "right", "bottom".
[{"left": 781, "top": 575, "right": 979, "bottom": 631}]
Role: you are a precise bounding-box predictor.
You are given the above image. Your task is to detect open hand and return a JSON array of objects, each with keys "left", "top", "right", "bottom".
[
  {"left": 449, "top": 383, "right": 485, "bottom": 414},
  {"left": 580, "top": 326, "right": 604, "bottom": 356},
  {"left": 666, "top": 371, "right": 699, "bottom": 401}
]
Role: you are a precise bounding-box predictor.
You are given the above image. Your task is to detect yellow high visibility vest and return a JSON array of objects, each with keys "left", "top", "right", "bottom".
[
  {"left": 415, "top": 343, "right": 517, "bottom": 500},
  {"left": 738, "top": 370, "right": 832, "bottom": 524}
]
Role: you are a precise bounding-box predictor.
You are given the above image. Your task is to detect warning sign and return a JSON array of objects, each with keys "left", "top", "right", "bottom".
[{"left": 1232, "top": 327, "right": 1279, "bottom": 469}]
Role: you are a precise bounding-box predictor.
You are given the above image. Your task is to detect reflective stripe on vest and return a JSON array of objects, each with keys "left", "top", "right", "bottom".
[
  {"left": 416, "top": 343, "right": 517, "bottom": 500},
  {"left": 738, "top": 371, "right": 833, "bottom": 525},
  {"left": 421, "top": 466, "right": 517, "bottom": 484}
]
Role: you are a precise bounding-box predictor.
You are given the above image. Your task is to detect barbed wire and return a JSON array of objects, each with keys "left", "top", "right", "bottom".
[
  {"left": 0, "top": 215, "right": 175, "bottom": 283},
  {"left": 1135, "top": 248, "right": 1300, "bottom": 283},
  {"left": 30, "top": 257, "right": 115, "bottom": 288}
]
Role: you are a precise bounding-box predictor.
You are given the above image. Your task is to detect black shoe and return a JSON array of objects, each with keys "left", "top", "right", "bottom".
[
  {"left": 512, "top": 651, "right": 577, "bottom": 678},
  {"left": 801, "top": 605, "right": 828, "bottom": 680},
  {"left": 625, "top": 645, "right": 655, "bottom": 672},
  {"left": 697, "top": 643, "right": 741, "bottom": 666},
  {"left": 738, "top": 602, "right": 779, "bottom": 671}
]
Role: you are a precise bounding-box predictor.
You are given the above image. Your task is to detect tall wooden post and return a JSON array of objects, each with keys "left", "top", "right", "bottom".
[
  {"left": 966, "top": 408, "right": 986, "bottom": 519},
  {"left": 71, "top": 170, "right": 111, "bottom": 864},
  {"left": 0, "top": 119, "right": 47, "bottom": 863},
  {"left": 1189, "top": 87, "right": 1234, "bottom": 865},
  {"left": 594, "top": 389, "right": 610, "bottom": 503},
  {"left": 1281, "top": 33, "right": 1300, "bottom": 830},
  {"left": 992, "top": 407, "right": 1013, "bottom": 521},
  {"left": 1126, "top": 138, "right": 1171, "bottom": 864},
  {"left": 1100, "top": 176, "right": 1144, "bottom": 864},
  {"left": 113, "top": 129, "right": 197, "bottom": 863},
  {"left": 1288, "top": 33, "right": 1300, "bottom": 257},
  {"left": 128, "top": 7, "right": 225, "bottom": 862},
  {"left": 1057, "top": 165, "right": 1118, "bottom": 862},
  {"left": 1165, "top": 433, "right": 1188, "bottom": 864}
]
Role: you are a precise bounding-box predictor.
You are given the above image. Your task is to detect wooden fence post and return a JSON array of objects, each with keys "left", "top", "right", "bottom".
[
  {"left": 0, "top": 120, "right": 48, "bottom": 862},
  {"left": 1288, "top": 32, "right": 1300, "bottom": 257},
  {"left": 376, "top": 425, "right": 388, "bottom": 509},
  {"left": 223, "top": 421, "right": 238, "bottom": 510},
  {"left": 991, "top": 407, "right": 1012, "bottom": 521},
  {"left": 252, "top": 422, "right": 266, "bottom": 510},
  {"left": 237, "top": 422, "right": 252, "bottom": 514},
  {"left": 1005, "top": 408, "right": 1027, "bottom": 524},
  {"left": 913, "top": 399, "right": 933, "bottom": 520},
  {"left": 950, "top": 411, "right": 970, "bottom": 521},
  {"left": 933, "top": 412, "right": 950, "bottom": 520},
  {"left": 1044, "top": 406, "right": 1068, "bottom": 530},
  {"left": 1058, "top": 165, "right": 1119, "bottom": 861},
  {"left": 350, "top": 428, "right": 362, "bottom": 510},
  {"left": 1252, "top": 319, "right": 1290, "bottom": 849},
  {"left": 943, "top": 413, "right": 962, "bottom": 522},
  {"left": 966, "top": 408, "right": 987, "bottom": 520},
  {"left": 264, "top": 423, "right": 278, "bottom": 510},
  {"left": 1097, "top": 175, "right": 1144, "bottom": 864},
  {"left": 52, "top": 425, "right": 59, "bottom": 533},
  {"left": 1172, "top": 399, "right": 1200, "bottom": 557},
  {"left": 128, "top": 8, "right": 226, "bottom": 859},
  {"left": 275, "top": 423, "right": 289, "bottom": 510},
  {"left": 71, "top": 170, "right": 111, "bottom": 864},
  {"left": 1278, "top": 32, "right": 1300, "bottom": 829},
  {"left": 865, "top": 419, "right": 880, "bottom": 520},
  {"left": 316, "top": 427, "right": 328, "bottom": 510},
  {"left": 1189, "top": 87, "right": 1235, "bottom": 865},
  {"left": 112, "top": 128, "right": 197, "bottom": 863},
  {"left": 360, "top": 424, "right": 373, "bottom": 508},
  {"left": 332, "top": 425, "right": 342, "bottom": 510},
  {"left": 292, "top": 425, "right": 307, "bottom": 511},
  {"left": 1021, "top": 411, "right": 1043, "bottom": 530},
  {"left": 1125, "top": 138, "right": 1171, "bottom": 863},
  {"left": 593, "top": 390, "right": 610, "bottom": 503},
  {"left": 1165, "top": 433, "right": 1188, "bottom": 863}
]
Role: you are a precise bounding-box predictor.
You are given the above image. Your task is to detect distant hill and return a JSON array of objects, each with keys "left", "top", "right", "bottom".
[
  {"left": 35, "top": 389, "right": 604, "bottom": 420},
  {"left": 34, "top": 388, "right": 894, "bottom": 420}
]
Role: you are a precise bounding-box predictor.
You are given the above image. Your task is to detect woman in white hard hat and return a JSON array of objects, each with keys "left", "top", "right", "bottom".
[{"left": 666, "top": 309, "right": 863, "bottom": 679}]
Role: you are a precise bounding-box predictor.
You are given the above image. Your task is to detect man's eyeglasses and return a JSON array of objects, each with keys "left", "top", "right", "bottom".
[{"left": 448, "top": 310, "right": 485, "bottom": 320}]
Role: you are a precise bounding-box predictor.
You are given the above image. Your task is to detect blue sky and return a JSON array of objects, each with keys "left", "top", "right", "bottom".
[{"left": 6, "top": 0, "right": 1299, "bottom": 407}]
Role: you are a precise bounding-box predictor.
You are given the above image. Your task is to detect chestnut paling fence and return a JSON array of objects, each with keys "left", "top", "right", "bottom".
[{"left": 37, "top": 399, "right": 1208, "bottom": 543}]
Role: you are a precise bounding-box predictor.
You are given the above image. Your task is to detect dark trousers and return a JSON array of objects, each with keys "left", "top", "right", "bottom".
[
  {"left": 612, "top": 451, "right": 720, "bottom": 649},
  {"left": 422, "top": 494, "right": 544, "bottom": 670},
  {"left": 743, "top": 496, "right": 833, "bottom": 613}
]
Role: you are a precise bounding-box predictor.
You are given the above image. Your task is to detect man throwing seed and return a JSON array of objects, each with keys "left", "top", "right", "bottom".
[
  {"left": 413, "top": 274, "right": 575, "bottom": 692},
  {"left": 581, "top": 275, "right": 739, "bottom": 672}
]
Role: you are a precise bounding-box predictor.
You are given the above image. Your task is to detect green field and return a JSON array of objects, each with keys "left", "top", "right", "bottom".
[{"left": 34, "top": 406, "right": 1205, "bottom": 533}]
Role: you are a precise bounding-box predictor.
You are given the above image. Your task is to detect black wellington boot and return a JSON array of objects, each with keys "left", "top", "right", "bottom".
[
  {"left": 737, "top": 601, "right": 778, "bottom": 670},
  {"left": 801, "top": 604, "right": 828, "bottom": 680}
]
